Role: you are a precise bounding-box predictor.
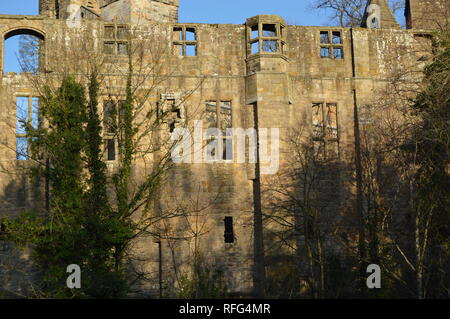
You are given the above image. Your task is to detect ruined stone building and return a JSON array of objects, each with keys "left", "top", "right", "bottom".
[{"left": 0, "top": 0, "right": 447, "bottom": 297}]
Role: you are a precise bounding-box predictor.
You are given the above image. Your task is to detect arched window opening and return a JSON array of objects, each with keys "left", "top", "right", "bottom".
[{"left": 4, "top": 29, "right": 45, "bottom": 74}]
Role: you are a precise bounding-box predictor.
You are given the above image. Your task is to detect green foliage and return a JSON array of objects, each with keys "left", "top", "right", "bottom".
[{"left": 5, "top": 76, "right": 132, "bottom": 298}]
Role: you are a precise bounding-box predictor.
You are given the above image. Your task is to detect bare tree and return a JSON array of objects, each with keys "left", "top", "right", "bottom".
[
  {"left": 311, "top": 0, "right": 404, "bottom": 27},
  {"left": 0, "top": 21, "right": 207, "bottom": 297}
]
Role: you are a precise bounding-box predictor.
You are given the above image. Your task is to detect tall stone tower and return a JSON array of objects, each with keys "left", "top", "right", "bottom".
[
  {"left": 101, "top": 0, "right": 179, "bottom": 24},
  {"left": 39, "top": 1, "right": 101, "bottom": 19},
  {"left": 39, "top": 0, "right": 57, "bottom": 17},
  {"left": 405, "top": 0, "right": 449, "bottom": 29}
]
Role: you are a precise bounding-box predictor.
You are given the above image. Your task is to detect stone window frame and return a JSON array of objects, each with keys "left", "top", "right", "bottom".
[
  {"left": 102, "top": 96, "right": 125, "bottom": 162},
  {"left": 159, "top": 93, "right": 186, "bottom": 133},
  {"left": 312, "top": 102, "right": 340, "bottom": 159},
  {"left": 319, "top": 30, "right": 344, "bottom": 59},
  {"left": 172, "top": 25, "right": 198, "bottom": 57},
  {"left": 205, "top": 99, "right": 234, "bottom": 162},
  {"left": 15, "top": 95, "right": 39, "bottom": 161},
  {"left": 247, "top": 22, "right": 287, "bottom": 56},
  {"left": 103, "top": 24, "right": 129, "bottom": 56}
]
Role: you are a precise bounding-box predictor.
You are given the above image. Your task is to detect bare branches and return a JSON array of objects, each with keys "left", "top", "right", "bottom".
[{"left": 311, "top": 0, "right": 404, "bottom": 27}]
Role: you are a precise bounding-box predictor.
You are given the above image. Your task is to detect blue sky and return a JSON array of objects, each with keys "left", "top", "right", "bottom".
[
  {"left": 1, "top": 1, "right": 405, "bottom": 72},
  {"left": 0, "top": 1, "right": 328, "bottom": 25}
]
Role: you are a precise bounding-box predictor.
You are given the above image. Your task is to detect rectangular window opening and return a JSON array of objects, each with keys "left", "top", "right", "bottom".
[
  {"left": 116, "top": 26, "right": 128, "bottom": 39},
  {"left": 320, "top": 47, "right": 330, "bottom": 58},
  {"left": 104, "top": 100, "right": 117, "bottom": 134},
  {"left": 16, "top": 96, "right": 39, "bottom": 161},
  {"left": 206, "top": 101, "right": 217, "bottom": 128},
  {"left": 312, "top": 103, "right": 324, "bottom": 139},
  {"left": 31, "top": 97, "right": 39, "bottom": 129},
  {"left": 224, "top": 216, "right": 234, "bottom": 243},
  {"left": 16, "top": 137, "right": 28, "bottom": 160},
  {"left": 326, "top": 103, "right": 338, "bottom": 139},
  {"left": 173, "top": 26, "right": 198, "bottom": 56},
  {"left": 186, "top": 44, "right": 197, "bottom": 56},
  {"left": 320, "top": 31, "right": 329, "bottom": 44},
  {"left": 16, "top": 97, "right": 29, "bottom": 135},
  {"left": 186, "top": 28, "right": 196, "bottom": 41},
  {"left": 263, "top": 40, "right": 278, "bottom": 53},
  {"left": 117, "top": 42, "right": 128, "bottom": 55},
  {"left": 223, "top": 137, "right": 233, "bottom": 161},
  {"left": 173, "top": 27, "right": 183, "bottom": 41},
  {"left": 262, "top": 24, "right": 277, "bottom": 37},
  {"left": 332, "top": 31, "right": 342, "bottom": 44},
  {"left": 333, "top": 47, "right": 343, "bottom": 59},
  {"left": 251, "top": 41, "right": 259, "bottom": 54},
  {"left": 251, "top": 25, "right": 259, "bottom": 39},
  {"left": 104, "top": 42, "right": 115, "bottom": 55},
  {"left": 106, "top": 139, "right": 116, "bottom": 161},
  {"left": 104, "top": 26, "right": 115, "bottom": 39}
]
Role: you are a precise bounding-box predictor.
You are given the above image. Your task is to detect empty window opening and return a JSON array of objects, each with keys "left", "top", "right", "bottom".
[
  {"left": 205, "top": 100, "right": 233, "bottom": 161},
  {"left": 312, "top": 102, "right": 324, "bottom": 140},
  {"left": 103, "top": 25, "right": 128, "bottom": 56},
  {"left": 55, "top": 0, "right": 60, "bottom": 19},
  {"left": 320, "top": 31, "right": 329, "bottom": 44},
  {"left": 16, "top": 96, "right": 39, "bottom": 160},
  {"left": 262, "top": 24, "right": 277, "bottom": 37},
  {"left": 312, "top": 102, "right": 339, "bottom": 159},
  {"left": 106, "top": 139, "right": 116, "bottom": 161},
  {"left": 206, "top": 101, "right": 218, "bottom": 128},
  {"left": 325, "top": 103, "right": 338, "bottom": 140},
  {"left": 186, "top": 44, "right": 197, "bottom": 56},
  {"left": 220, "top": 101, "right": 233, "bottom": 161},
  {"left": 173, "top": 26, "right": 183, "bottom": 41},
  {"left": 333, "top": 47, "right": 343, "bottom": 59},
  {"left": 251, "top": 41, "right": 259, "bottom": 54},
  {"left": 332, "top": 31, "right": 342, "bottom": 44},
  {"left": 251, "top": 25, "right": 259, "bottom": 39},
  {"left": 248, "top": 22, "right": 286, "bottom": 56},
  {"left": 103, "top": 100, "right": 118, "bottom": 134},
  {"left": 116, "top": 26, "right": 128, "bottom": 39},
  {"left": 320, "top": 47, "right": 330, "bottom": 58},
  {"left": 224, "top": 216, "right": 234, "bottom": 243},
  {"left": 173, "top": 26, "right": 197, "bottom": 57},
  {"left": 103, "top": 98, "right": 124, "bottom": 161},
  {"left": 186, "top": 28, "right": 196, "bottom": 41},
  {"left": 104, "top": 26, "right": 115, "bottom": 39},
  {"left": 117, "top": 42, "right": 128, "bottom": 55},
  {"left": 4, "top": 29, "right": 45, "bottom": 73},
  {"left": 263, "top": 40, "right": 278, "bottom": 53},
  {"left": 319, "top": 30, "right": 344, "bottom": 60}
]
